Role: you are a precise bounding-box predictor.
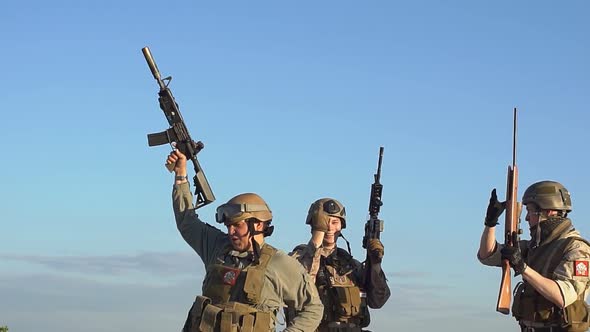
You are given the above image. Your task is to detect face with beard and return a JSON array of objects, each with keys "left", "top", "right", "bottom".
[
  {"left": 322, "top": 216, "right": 343, "bottom": 247},
  {"left": 225, "top": 219, "right": 264, "bottom": 252}
]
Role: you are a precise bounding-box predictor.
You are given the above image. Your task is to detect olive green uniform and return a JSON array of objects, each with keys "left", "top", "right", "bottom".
[
  {"left": 173, "top": 183, "right": 323, "bottom": 332},
  {"left": 479, "top": 218, "right": 590, "bottom": 331},
  {"left": 290, "top": 241, "right": 390, "bottom": 332}
]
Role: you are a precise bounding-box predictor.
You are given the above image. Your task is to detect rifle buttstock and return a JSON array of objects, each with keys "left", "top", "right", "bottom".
[{"left": 496, "top": 260, "right": 512, "bottom": 315}]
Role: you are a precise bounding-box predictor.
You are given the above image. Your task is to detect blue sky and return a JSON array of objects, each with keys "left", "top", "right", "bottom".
[{"left": 1, "top": 1, "right": 589, "bottom": 331}]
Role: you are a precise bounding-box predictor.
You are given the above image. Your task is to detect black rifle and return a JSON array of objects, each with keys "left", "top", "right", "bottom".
[
  {"left": 142, "top": 46, "right": 215, "bottom": 209},
  {"left": 362, "top": 146, "right": 385, "bottom": 286}
]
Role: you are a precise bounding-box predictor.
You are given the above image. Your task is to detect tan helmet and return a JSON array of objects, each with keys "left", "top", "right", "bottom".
[
  {"left": 306, "top": 198, "right": 347, "bottom": 229},
  {"left": 522, "top": 180, "right": 572, "bottom": 212},
  {"left": 215, "top": 193, "right": 273, "bottom": 225}
]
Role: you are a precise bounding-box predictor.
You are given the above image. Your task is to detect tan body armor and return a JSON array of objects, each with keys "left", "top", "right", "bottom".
[
  {"left": 315, "top": 248, "right": 369, "bottom": 332},
  {"left": 512, "top": 231, "right": 590, "bottom": 332},
  {"left": 184, "top": 244, "right": 278, "bottom": 332}
]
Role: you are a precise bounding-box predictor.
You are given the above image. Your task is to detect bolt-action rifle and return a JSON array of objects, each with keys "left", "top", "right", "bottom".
[
  {"left": 363, "top": 147, "right": 385, "bottom": 277},
  {"left": 142, "top": 46, "right": 215, "bottom": 209},
  {"left": 497, "top": 108, "right": 522, "bottom": 314}
]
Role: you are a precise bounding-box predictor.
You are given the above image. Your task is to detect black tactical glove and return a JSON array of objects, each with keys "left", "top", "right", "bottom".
[
  {"left": 485, "top": 188, "right": 506, "bottom": 227},
  {"left": 500, "top": 245, "right": 527, "bottom": 275},
  {"left": 368, "top": 239, "right": 384, "bottom": 264}
]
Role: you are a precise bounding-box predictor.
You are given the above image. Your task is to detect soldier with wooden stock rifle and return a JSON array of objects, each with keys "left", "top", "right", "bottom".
[{"left": 478, "top": 109, "right": 590, "bottom": 332}]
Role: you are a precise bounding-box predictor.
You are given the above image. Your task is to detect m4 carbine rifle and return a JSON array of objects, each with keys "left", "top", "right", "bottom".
[
  {"left": 363, "top": 147, "right": 385, "bottom": 269},
  {"left": 142, "top": 46, "right": 215, "bottom": 209},
  {"left": 496, "top": 108, "right": 522, "bottom": 314}
]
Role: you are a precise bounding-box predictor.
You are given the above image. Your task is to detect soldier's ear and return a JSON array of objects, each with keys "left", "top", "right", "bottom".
[{"left": 254, "top": 221, "right": 265, "bottom": 232}]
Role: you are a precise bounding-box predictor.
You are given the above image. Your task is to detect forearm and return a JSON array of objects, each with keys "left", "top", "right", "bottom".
[
  {"left": 366, "top": 263, "right": 390, "bottom": 309},
  {"left": 310, "top": 231, "right": 324, "bottom": 249},
  {"left": 172, "top": 182, "right": 224, "bottom": 259},
  {"left": 522, "top": 267, "right": 565, "bottom": 308},
  {"left": 280, "top": 262, "right": 324, "bottom": 332},
  {"left": 478, "top": 226, "right": 497, "bottom": 259},
  {"left": 173, "top": 182, "right": 197, "bottom": 231},
  {"left": 283, "top": 300, "right": 323, "bottom": 332}
]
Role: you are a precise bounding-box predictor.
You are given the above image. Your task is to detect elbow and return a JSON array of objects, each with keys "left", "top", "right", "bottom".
[{"left": 367, "top": 288, "right": 391, "bottom": 309}]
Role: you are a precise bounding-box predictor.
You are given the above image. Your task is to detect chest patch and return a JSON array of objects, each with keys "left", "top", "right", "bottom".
[
  {"left": 574, "top": 260, "right": 589, "bottom": 277},
  {"left": 222, "top": 267, "right": 241, "bottom": 285}
]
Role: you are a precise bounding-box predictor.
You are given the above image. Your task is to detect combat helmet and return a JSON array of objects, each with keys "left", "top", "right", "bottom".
[
  {"left": 522, "top": 180, "right": 572, "bottom": 212},
  {"left": 216, "top": 193, "right": 273, "bottom": 225},
  {"left": 306, "top": 198, "right": 347, "bottom": 229}
]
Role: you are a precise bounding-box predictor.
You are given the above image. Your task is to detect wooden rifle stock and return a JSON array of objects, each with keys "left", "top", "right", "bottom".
[{"left": 496, "top": 108, "right": 520, "bottom": 314}]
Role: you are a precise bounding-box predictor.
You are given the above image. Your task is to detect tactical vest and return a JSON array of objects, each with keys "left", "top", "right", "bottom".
[
  {"left": 315, "top": 248, "right": 369, "bottom": 332},
  {"left": 183, "top": 244, "right": 278, "bottom": 332},
  {"left": 512, "top": 227, "right": 590, "bottom": 332}
]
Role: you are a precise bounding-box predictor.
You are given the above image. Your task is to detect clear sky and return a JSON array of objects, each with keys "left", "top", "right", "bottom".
[{"left": 1, "top": 1, "right": 589, "bottom": 331}]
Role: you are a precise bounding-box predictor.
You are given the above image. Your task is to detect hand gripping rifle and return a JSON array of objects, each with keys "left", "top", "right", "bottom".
[
  {"left": 363, "top": 147, "right": 385, "bottom": 269},
  {"left": 142, "top": 47, "right": 215, "bottom": 209},
  {"left": 496, "top": 108, "right": 522, "bottom": 314}
]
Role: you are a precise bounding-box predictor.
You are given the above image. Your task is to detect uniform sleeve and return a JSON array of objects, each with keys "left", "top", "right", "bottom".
[
  {"left": 478, "top": 241, "right": 502, "bottom": 266},
  {"left": 364, "top": 261, "right": 391, "bottom": 309},
  {"left": 172, "top": 182, "right": 227, "bottom": 264},
  {"left": 553, "top": 240, "right": 590, "bottom": 307},
  {"left": 350, "top": 258, "right": 390, "bottom": 309},
  {"left": 271, "top": 252, "right": 323, "bottom": 332},
  {"left": 289, "top": 241, "right": 322, "bottom": 282},
  {"left": 478, "top": 239, "right": 529, "bottom": 267}
]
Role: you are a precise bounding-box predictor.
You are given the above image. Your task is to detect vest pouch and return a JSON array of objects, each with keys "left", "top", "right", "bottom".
[
  {"left": 331, "top": 286, "right": 362, "bottom": 319},
  {"left": 562, "top": 300, "right": 590, "bottom": 332},
  {"left": 512, "top": 282, "right": 525, "bottom": 320},
  {"left": 513, "top": 283, "right": 559, "bottom": 323},
  {"left": 199, "top": 304, "right": 223, "bottom": 332},
  {"left": 217, "top": 301, "right": 271, "bottom": 332}
]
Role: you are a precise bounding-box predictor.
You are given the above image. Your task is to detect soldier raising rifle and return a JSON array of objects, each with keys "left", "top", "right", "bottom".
[
  {"left": 478, "top": 109, "right": 590, "bottom": 332},
  {"left": 289, "top": 148, "right": 391, "bottom": 331}
]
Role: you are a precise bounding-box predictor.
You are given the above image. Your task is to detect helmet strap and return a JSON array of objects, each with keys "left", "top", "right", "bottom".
[
  {"left": 338, "top": 233, "right": 352, "bottom": 255},
  {"left": 247, "top": 220, "right": 262, "bottom": 265}
]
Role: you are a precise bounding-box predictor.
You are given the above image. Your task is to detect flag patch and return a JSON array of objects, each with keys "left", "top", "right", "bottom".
[
  {"left": 574, "top": 261, "right": 589, "bottom": 277},
  {"left": 222, "top": 267, "right": 240, "bottom": 285}
]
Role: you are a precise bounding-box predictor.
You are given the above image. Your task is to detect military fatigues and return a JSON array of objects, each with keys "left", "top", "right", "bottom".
[
  {"left": 480, "top": 218, "right": 590, "bottom": 331},
  {"left": 173, "top": 183, "right": 323, "bottom": 332},
  {"left": 290, "top": 241, "right": 390, "bottom": 332}
]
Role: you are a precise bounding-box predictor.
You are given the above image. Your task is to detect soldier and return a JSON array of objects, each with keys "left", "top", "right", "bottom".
[
  {"left": 167, "top": 150, "right": 323, "bottom": 332},
  {"left": 289, "top": 198, "right": 391, "bottom": 332},
  {"left": 478, "top": 180, "right": 590, "bottom": 332}
]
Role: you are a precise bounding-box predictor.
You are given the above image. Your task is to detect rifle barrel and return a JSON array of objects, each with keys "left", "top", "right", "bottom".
[
  {"left": 512, "top": 108, "right": 517, "bottom": 167},
  {"left": 142, "top": 46, "right": 165, "bottom": 89}
]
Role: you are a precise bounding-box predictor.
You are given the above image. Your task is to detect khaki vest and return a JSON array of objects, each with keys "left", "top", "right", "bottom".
[
  {"left": 512, "top": 226, "right": 590, "bottom": 332},
  {"left": 183, "top": 244, "right": 278, "bottom": 332},
  {"left": 315, "top": 248, "right": 368, "bottom": 332}
]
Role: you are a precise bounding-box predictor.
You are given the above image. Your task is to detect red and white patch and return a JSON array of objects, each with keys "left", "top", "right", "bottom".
[
  {"left": 574, "top": 260, "right": 589, "bottom": 277},
  {"left": 222, "top": 267, "right": 240, "bottom": 285}
]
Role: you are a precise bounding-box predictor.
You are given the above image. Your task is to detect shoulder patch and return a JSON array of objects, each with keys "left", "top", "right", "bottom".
[
  {"left": 574, "top": 260, "right": 589, "bottom": 277},
  {"left": 564, "top": 237, "right": 590, "bottom": 261}
]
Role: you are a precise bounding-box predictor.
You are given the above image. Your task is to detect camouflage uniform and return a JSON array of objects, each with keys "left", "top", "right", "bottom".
[
  {"left": 480, "top": 218, "right": 590, "bottom": 331},
  {"left": 173, "top": 183, "right": 323, "bottom": 332},
  {"left": 290, "top": 241, "right": 390, "bottom": 332}
]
